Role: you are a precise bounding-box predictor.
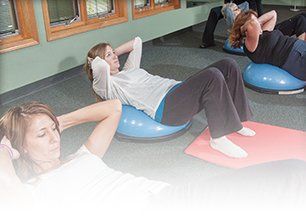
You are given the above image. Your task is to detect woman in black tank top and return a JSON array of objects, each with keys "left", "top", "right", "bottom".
[{"left": 229, "top": 10, "right": 306, "bottom": 81}]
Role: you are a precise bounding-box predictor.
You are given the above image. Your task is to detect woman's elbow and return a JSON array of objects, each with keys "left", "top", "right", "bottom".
[{"left": 271, "top": 10, "right": 277, "bottom": 20}]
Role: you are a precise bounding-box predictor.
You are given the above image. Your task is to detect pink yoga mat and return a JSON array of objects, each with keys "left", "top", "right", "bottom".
[{"left": 185, "top": 121, "right": 306, "bottom": 169}]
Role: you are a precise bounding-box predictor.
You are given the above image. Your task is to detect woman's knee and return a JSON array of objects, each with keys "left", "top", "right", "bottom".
[
  {"left": 203, "top": 67, "right": 225, "bottom": 84},
  {"left": 222, "top": 58, "right": 241, "bottom": 78},
  {"left": 110, "top": 99, "right": 122, "bottom": 114},
  {"left": 210, "top": 6, "right": 222, "bottom": 19},
  {"left": 222, "top": 57, "right": 239, "bottom": 68},
  {"left": 296, "top": 15, "right": 306, "bottom": 34},
  {"left": 297, "top": 14, "right": 306, "bottom": 23}
]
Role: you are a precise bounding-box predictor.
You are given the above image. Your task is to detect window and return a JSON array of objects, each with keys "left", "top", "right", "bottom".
[
  {"left": 86, "top": 0, "right": 114, "bottom": 18},
  {"left": 0, "top": 0, "right": 18, "bottom": 37},
  {"left": 134, "top": 0, "right": 150, "bottom": 9},
  {"left": 0, "top": 0, "right": 39, "bottom": 54},
  {"left": 154, "top": 0, "right": 169, "bottom": 6},
  {"left": 132, "top": 0, "right": 180, "bottom": 19},
  {"left": 42, "top": 0, "right": 127, "bottom": 41},
  {"left": 47, "top": 0, "right": 79, "bottom": 26}
]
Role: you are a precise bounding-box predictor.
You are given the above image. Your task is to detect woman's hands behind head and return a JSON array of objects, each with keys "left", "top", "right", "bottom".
[
  {"left": 241, "top": 15, "right": 261, "bottom": 35},
  {"left": 1, "top": 136, "right": 20, "bottom": 160}
]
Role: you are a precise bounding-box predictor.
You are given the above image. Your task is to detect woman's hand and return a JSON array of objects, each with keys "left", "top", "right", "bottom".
[
  {"left": 240, "top": 19, "right": 252, "bottom": 35},
  {"left": 1, "top": 136, "right": 20, "bottom": 160},
  {"left": 257, "top": 10, "right": 277, "bottom": 31},
  {"left": 114, "top": 38, "right": 137, "bottom": 57},
  {"left": 56, "top": 116, "right": 64, "bottom": 133},
  {"left": 241, "top": 17, "right": 261, "bottom": 35}
]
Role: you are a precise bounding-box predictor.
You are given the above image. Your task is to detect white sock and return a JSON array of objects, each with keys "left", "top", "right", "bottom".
[
  {"left": 237, "top": 127, "right": 256, "bottom": 137},
  {"left": 210, "top": 136, "right": 248, "bottom": 158}
]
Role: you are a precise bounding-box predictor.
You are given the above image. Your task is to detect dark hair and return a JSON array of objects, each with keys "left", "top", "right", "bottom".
[
  {"left": 229, "top": 10, "right": 258, "bottom": 48},
  {"left": 0, "top": 101, "right": 60, "bottom": 181}
]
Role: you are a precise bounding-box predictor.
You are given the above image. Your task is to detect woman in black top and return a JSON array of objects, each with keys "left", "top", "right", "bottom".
[
  {"left": 229, "top": 10, "right": 306, "bottom": 81},
  {"left": 200, "top": 0, "right": 263, "bottom": 48}
]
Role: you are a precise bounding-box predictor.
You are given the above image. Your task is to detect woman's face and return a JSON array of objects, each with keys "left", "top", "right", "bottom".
[
  {"left": 104, "top": 45, "right": 120, "bottom": 74},
  {"left": 230, "top": 4, "right": 241, "bottom": 18},
  {"left": 23, "top": 114, "right": 61, "bottom": 165}
]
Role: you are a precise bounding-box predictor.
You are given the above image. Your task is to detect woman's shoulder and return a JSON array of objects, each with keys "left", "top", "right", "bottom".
[
  {"left": 67, "top": 145, "right": 102, "bottom": 163},
  {"left": 31, "top": 145, "right": 108, "bottom": 181}
]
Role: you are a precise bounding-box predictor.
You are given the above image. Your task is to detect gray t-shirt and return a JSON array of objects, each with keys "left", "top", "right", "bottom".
[
  {"left": 91, "top": 37, "right": 180, "bottom": 119},
  {"left": 25, "top": 145, "right": 169, "bottom": 205}
]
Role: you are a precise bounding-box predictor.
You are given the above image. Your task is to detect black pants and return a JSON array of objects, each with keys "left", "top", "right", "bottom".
[
  {"left": 155, "top": 160, "right": 306, "bottom": 206},
  {"left": 161, "top": 58, "right": 253, "bottom": 138},
  {"left": 201, "top": 0, "right": 263, "bottom": 45},
  {"left": 275, "top": 13, "right": 306, "bottom": 81},
  {"left": 275, "top": 12, "right": 306, "bottom": 37},
  {"left": 282, "top": 40, "right": 306, "bottom": 81}
]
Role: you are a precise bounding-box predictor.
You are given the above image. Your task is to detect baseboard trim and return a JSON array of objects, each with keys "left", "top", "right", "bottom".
[{"left": 0, "top": 65, "right": 84, "bottom": 106}]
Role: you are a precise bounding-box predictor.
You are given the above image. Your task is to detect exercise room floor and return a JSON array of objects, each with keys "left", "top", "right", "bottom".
[{"left": 0, "top": 5, "right": 305, "bottom": 187}]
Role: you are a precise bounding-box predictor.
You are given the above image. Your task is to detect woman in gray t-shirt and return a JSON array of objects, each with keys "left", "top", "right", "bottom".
[{"left": 85, "top": 37, "right": 256, "bottom": 159}]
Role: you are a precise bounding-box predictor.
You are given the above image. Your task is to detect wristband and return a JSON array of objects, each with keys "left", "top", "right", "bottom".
[{"left": 0, "top": 144, "right": 14, "bottom": 159}]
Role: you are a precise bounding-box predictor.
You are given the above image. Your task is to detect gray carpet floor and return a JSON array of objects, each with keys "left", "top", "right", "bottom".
[{"left": 1, "top": 5, "right": 305, "bottom": 186}]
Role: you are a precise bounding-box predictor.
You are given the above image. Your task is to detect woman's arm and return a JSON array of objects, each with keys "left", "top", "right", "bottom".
[
  {"left": 257, "top": 10, "right": 277, "bottom": 31},
  {"left": 0, "top": 148, "right": 22, "bottom": 189},
  {"left": 122, "top": 37, "right": 142, "bottom": 71},
  {"left": 57, "top": 100, "right": 121, "bottom": 157},
  {"left": 243, "top": 18, "right": 262, "bottom": 52},
  {"left": 0, "top": 138, "right": 29, "bottom": 200},
  {"left": 114, "top": 39, "right": 135, "bottom": 57},
  {"left": 91, "top": 56, "right": 111, "bottom": 100}
]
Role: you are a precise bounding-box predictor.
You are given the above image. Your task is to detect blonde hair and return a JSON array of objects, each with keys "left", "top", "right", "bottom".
[
  {"left": 84, "top": 43, "right": 110, "bottom": 102},
  {"left": 229, "top": 10, "right": 258, "bottom": 48},
  {"left": 0, "top": 101, "right": 59, "bottom": 181}
]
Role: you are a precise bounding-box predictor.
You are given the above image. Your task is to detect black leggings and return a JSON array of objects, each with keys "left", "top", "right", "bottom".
[
  {"left": 275, "top": 12, "right": 306, "bottom": 37},
  {"left": 160, "top": 58, "right": 253, "bottom": 138}
]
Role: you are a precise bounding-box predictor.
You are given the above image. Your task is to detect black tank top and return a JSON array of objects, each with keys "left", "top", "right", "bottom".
[{"left": 244, "top": 30, "right": 297, "bottom": 67}]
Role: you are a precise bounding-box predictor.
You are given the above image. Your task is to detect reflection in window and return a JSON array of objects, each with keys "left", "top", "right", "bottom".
[
  {"left": 0, "top": 0, "right": 18, "bottom": 38},
  {"left": 154, "top": 0, "right": 169, "bottom": 5},
  {"left": 133, "top": 0, "right": 180, "bottom": 19},
  {"left": 42, "top": 0, "right": 127, "bottom": 41},
  {"left": 47, "top": 0, "right": 80, "bottom": 26},
  {"left": 86, "top": 0, "right": 114, "bottom": 18},
  {"left": 134, "top": 0, "right": 150, "bottom": 9}
]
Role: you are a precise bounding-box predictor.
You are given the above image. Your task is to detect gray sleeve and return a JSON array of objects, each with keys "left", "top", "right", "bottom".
[
  {"left": 123, "top": 36, "right": 142, "bottom": 71},
  {"left": 91, "top": 56, "right": 111, "bottom": 99}
]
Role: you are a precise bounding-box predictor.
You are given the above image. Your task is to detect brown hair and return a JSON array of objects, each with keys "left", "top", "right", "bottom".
[
  {"left": 229, "top": 10, "right": 258, "bottom": 48},
  {"left": 84, "top": 43, "right": 110, "bottom": 102},
  {"left": 0, "top": 101, "right": 60, "bottom": 181}
]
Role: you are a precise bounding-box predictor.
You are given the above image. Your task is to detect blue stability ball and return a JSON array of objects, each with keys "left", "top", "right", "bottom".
[
  {"left": 223, "top": 39, "right": 245, "bottom": 55},
  {"left": 116, "top": 105, "right": 191, "bottom": 140},
  {"left": 243, "top": 63, "right": 306, "bottom": 94}
]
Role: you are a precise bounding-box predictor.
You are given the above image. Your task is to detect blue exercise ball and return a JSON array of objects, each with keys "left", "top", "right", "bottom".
[
  {"left": 223, "top": 39, "right": 245, "bottom": 55},
  {"left": 116, "top": 105, "right": 191, "bottom": 140},
  {"left": 243, "top": 63, "right": 306, "bottom": 94}
]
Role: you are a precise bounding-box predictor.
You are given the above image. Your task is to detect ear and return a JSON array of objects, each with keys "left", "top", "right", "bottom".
[{"left": 87, "top": 57, "right": 93, "bottom": 65}]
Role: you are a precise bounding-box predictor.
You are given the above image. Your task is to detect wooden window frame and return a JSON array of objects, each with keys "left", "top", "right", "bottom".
[
  {"left": 42, "top": 0, "right": 128, "bottom": 41},
  {"left": 0, "top": 0, "right": 39, "bottom": 54},
  {"left": 132, "top": 0, "right": 180, "bottom": 19}
]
